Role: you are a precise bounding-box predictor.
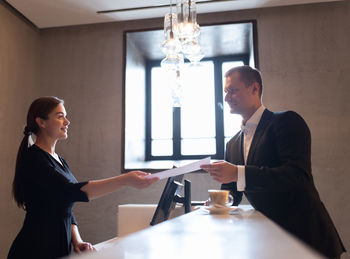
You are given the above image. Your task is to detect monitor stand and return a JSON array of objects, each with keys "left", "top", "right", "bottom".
[{"left": 174, "top": 179, "right": 192, "bottom": 213}]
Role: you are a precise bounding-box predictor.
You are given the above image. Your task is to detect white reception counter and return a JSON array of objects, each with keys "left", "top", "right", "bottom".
[{"left": 67, "top": 205, "right": 324, "bottom": 259}]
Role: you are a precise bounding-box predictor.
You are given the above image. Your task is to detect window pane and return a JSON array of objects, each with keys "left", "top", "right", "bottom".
[
  {"left": 222, "top": 61, "right": 244, "bottom": 138},
  {"left": 181, "top": 138, "right": 216, "bottom": 155},
  {"left": 222, "top": 61, "right": 244, "bottom": 75},
  {"left": 151, "top": 67, "right": 173, "bottom": 139},
  {"left": 152, "top": 139, "right": 173, "bottom": 156},
  {"left": 181, "top": 61, "right": 215, "bottom": 139},
  {"left": 224, "top": 114, "right": 241, "bottom": 138}
]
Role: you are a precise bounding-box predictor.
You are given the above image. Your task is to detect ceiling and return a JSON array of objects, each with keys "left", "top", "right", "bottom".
[{"left": 5, "top": 0, "right": 342, "bottom": 29}]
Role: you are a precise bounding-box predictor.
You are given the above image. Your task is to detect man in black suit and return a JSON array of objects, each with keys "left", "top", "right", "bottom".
[{"left": 201, "top": 66, "right": 345, "bottom": 258}]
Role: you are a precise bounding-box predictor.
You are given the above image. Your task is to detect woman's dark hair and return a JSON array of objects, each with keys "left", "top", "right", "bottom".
[{"left": 13, "top": 96, "right": 64, "bottom": 208}]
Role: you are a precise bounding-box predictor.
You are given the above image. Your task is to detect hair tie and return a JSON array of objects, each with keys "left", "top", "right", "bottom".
[{"left": 23, "top": 126, "right": 31, "bottom": 136}]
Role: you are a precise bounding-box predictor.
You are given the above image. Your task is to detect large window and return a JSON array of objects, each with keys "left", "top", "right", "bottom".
[
  {"left": 146, "top": 57, "right": 247, "bottom": 161},
  {"left": 123, "top": 21, "right": 258, "bottom": 170}
]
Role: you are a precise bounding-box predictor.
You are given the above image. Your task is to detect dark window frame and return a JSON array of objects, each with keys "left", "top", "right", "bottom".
[
  {"left": 145, "top": 55, "right": 249, "bottom": 161},
  {"left": 121, "top": 20, "right": 259, "bottom": 172}
]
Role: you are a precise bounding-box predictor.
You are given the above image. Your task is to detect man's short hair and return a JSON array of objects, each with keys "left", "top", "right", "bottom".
[{"left": 225, "top": 65, "right": 263, "bottom": 97}]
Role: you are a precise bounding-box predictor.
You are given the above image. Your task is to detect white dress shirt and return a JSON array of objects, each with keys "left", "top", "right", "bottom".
[{"left": 236, "top": 105, "right": 266, "bottom": 191}]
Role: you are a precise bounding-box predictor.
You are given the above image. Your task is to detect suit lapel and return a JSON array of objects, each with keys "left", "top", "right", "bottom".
[{"left": 246, "top": 109, "right": 274, "bottom": 165}]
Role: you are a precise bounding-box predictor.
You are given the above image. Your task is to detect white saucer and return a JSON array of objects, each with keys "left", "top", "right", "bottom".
[{"left": 204, "top": 205, "right": 237, "bottom": 214}]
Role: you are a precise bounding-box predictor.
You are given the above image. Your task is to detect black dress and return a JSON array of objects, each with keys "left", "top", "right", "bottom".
[{"left": 8, "top": 145, "right": 89, "bottom": 259}]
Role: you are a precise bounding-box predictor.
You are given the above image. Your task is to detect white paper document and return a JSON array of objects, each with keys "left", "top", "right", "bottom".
[{"left": 146, "top": 157, "right": 211, "bottom": 180}]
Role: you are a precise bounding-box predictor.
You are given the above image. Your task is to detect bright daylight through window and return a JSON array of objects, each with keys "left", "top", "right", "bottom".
[
  {"left": 151, "top": 62, "right": 216, "bottom": 157},
  {"left": 124, "top": 21, "right": 258, "bottom": 170}
]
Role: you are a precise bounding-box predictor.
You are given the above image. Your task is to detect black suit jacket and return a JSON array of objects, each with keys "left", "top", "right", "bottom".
[{"left": 222, "top": 109, "right": 345, "bottom": 258}]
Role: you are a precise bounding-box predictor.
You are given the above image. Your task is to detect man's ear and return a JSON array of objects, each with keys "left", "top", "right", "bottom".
[
  {"left": 251, "top": 82, "right": 260, "bottom": 96},
  {"left": 35, "top": 117, "right": 46, "bottom": 129}
]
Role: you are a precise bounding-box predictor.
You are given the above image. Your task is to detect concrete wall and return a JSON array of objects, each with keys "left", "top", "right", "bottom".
[
  {"left": 1, "top": 1, "right": 349, "bottom": 258},
  {"left": 0, "top": 3, "right": 40, "bottom": 257}
]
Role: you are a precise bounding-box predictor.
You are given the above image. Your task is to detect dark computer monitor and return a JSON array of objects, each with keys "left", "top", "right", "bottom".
[{"left": 150, "top": 175, "right": 192, "bottom": 226}]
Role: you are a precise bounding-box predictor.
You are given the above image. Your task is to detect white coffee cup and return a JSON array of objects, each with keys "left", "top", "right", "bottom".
[{"left": 208, "top": 190, "right": 233, "bottom": 207}]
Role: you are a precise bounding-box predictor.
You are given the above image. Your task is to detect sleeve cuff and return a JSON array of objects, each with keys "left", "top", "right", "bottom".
[
  {"left": 71, "top": 212, "right": 78, "bottom": 225},
  {"left": 237, "top": 165, "right": 246, "bottom": 191},
  {"left": 74, "top": 181, "right": 90, "bottom": 202}
]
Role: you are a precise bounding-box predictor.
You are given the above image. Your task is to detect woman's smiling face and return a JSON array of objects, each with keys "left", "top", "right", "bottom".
[{"left": 39, "top": 103, "right": 70, "bottom": 140}]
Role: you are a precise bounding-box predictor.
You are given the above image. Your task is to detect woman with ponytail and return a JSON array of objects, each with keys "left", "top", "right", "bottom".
[{"left": 8, "top": 97, "right": 158, "bottom": 259}]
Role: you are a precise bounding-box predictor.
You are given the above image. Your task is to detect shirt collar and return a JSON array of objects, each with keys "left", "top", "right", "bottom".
[{"left": 243, "top": 105, "right": 266, "bottom": 128}]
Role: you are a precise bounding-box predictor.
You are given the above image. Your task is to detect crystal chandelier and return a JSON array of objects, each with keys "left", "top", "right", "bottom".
[
  {"left": 161, "top": 0, "right": 204, "bottom": 107},
  {"left": 161, "top": 0, "right": 204, "bottom": 69}
]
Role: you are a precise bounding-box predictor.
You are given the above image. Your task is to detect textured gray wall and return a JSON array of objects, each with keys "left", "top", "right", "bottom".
[
  {"left": 0, "top": 3, "right": 41, "bottom": 257},
  {"left": 1, "top": 1, "right": 349, "bottom": 258}
]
